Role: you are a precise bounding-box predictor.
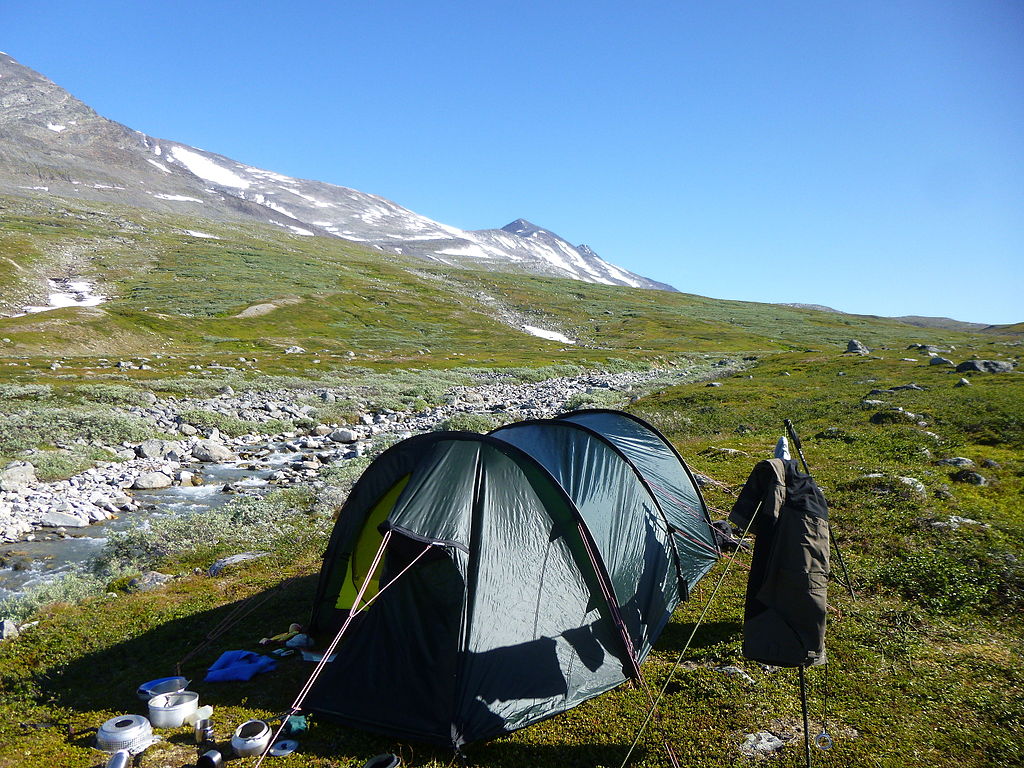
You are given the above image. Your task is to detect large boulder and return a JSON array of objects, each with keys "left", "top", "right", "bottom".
[
  {"left": 133, "top": 471, "right": 173, "bottom": 490},
  {"left": 136, "top": 438, "right": 174, "bottom": 459},
  {"left": 955, "top": 360, "right": 1014, "bottom": 374},
  {"left": 192, "top": 439, "right": 235, "bottom": 462},
  {"left": 845, "top": 339, "right": 870, "bottom": 355},
  {"left": 38, "top": 510, "right": 90, "bottom": 528},
  {"left": 329, "top": 428, "right": 359, "bottom": 444},
  {"left": 0, "top": 462, "right": 36, "bottom": 492}
]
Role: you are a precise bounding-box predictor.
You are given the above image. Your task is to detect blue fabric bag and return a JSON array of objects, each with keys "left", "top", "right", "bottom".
[{"left": 204, "top": 650, "right": 277, "bottom": 682}]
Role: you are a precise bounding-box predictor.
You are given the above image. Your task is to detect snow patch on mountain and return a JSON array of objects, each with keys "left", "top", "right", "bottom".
[
  {"left": 153, "top": 193, "right": 203, "bottom": 202},
  {"left": 170, "top": 146, "right": 250, "bottom": 189},
  {"left": 523, "top": 325, "right": 575, "bottom": 344}
]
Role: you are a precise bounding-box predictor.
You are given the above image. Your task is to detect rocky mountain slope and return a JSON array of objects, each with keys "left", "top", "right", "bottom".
[{"left": 0, "top": 52, "right": 670, "bottom": 290}]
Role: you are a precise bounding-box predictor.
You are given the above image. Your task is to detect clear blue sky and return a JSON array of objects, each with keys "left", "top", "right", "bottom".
[{"left": 5, "top": 1, "right": 1023, "bottom": 323}]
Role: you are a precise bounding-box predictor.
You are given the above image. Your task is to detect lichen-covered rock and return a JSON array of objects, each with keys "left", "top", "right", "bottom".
[{"left": 955, "top": 360, "right": 1014, "bottom": 374}]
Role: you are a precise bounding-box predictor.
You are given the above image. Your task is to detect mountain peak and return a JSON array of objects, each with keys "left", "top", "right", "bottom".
[{"left": 501, "top": 219, "right": 545, "bottom": 237}]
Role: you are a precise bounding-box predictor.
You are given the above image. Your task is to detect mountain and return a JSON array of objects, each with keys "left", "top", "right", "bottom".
[{"left": 0, "top": 52, "right": 671, "bottom": 291}]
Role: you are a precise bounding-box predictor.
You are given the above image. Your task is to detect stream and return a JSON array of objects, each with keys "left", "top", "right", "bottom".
[{"left": 0, "top": 441, "right": 297, "bottom": 599}]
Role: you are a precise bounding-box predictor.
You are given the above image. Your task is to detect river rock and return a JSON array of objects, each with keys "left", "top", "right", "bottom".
[
  {"left": 37, "top": 510, "right": 89, "bottom": 528},
  {"left": 192, "top": 439, "right": 235, "bottom": 462},
  {"left": 0, "top": 462, "right": 36, "bottom": 492},
  {"left": 133, "top": 471, "right": 173, "bottom": 490},
  {"left": 329, "top": 428, "right": 359, "bottom": 443},
  {"left": 136, "top": 438, "right": 173, "bottom": 459},
  {"left": 955, "top": 360, "right": 1014, "bottom": 374}
]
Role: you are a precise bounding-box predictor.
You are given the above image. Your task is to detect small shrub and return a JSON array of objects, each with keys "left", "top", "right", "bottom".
[
  {"left": 877, "top": 548, "right": 990, "bottom": 614},
  {"left": 309, "top": 402, "right": 360, "bottom": 425},
  {"left": 179, "top": 408, "right": 294, "bottom": 438},
  {"left": 0, "top": 407, "right": 155, "bottom": 454},
  {"left": 0, "top": 384, "right": 52, "bottom": 401},
  {"left": 438, "top": 412, "right": 498, "bottom": 433},
  {"left": 74, "top": 383, "right": 139, "bottom": 406},
  {"left": 92, "top": 488, "right": 319, "bottom": 576},
  {"left": 25, "top": 446, "right": 121, "bottom": 482},
  {"left": 0, "top": 567, "right": 106, "bottom": 624}
]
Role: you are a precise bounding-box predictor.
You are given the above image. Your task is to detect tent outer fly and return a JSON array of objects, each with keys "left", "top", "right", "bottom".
[{"left": 304, "top": 409, "right": 720, "bottom": 749}]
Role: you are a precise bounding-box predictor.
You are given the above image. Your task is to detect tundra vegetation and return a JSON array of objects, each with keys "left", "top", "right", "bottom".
[{"left": 0, "top": 195, "right": 1020, "bottom": 766}]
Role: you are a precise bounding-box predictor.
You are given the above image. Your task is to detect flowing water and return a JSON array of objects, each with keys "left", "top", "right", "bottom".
[{"left": 0, "top": 444, "right": 295, "bottom": 600}]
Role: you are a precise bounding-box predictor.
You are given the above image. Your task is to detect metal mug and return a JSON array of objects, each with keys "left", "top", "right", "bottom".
[{"left": 194, "top": 717, "right": 214, "bottom": 745}]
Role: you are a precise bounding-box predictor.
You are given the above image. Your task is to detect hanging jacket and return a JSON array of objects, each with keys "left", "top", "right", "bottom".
[{"left": 730, "top": 458, "right": 829, "bottom": 667}]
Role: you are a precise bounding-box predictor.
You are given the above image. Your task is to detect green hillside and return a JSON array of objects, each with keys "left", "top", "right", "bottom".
[{"left": 0, "top": 194, "right": 1021, "bottom": 767}]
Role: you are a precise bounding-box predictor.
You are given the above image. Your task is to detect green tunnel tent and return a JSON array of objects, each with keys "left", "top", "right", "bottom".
[{"left": 305, "top": 410, "right": 719, "bottom": 749}]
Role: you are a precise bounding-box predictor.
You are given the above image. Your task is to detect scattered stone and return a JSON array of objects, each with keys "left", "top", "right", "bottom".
[
  {"left": 929, "top": 357, "right": 954, "bottom": 366},
  {"left": 845, "top": 339, "right": 869, "bottom": 355},
  {"left": 951, "top": 469, "right": 988, "bottom": 486},
  {"left": 133, "top": 471, "right": 173, "bottom": 490},
  {"left": 869, "top": 407, "right": 924, "bottom": 425},
  {"left": 0, "top": 462, "right": 36, "bottom": 492},
  {"left": 706, "top": 382, "right": 722, "bottom": 387},
  {"left": 703, "top": 447, "right": 749, "bottom": 458},
  {"left": 936, "top": 457, "right": 974, "bottom": 468},
  {"left": 128, "top": 571, "right": 173, "bottom": 592},
  {"left": 898, "top": 477, "right": 926, "bottom": 497},
  {"left": 717, "top": 665, "right": 756, "bottom": 685},
  {"left": 981, "top": 459, "right": 1001, "bottom": 469},
  {"left": 0, "top": 619, "right": 18, "bottom": 640},
  {"left": 929, "top": 515, "right": 989, "bottom": 530},
  {"left": 954, "top": 378, "right": 971, "bottom": 388},
  {"left": 955, "top": 360, "right": 1014, "bottom": 374},
  {"left": 892, "top": 383, "right": 925, "bottom": 391},
  {"left": 284, "top": 346, "right": 306, "bottom": 354},
  {"left": 208, "top": 552, "right": 267, "bottom": 576},
  {"left": 740, "top": 731, "right": 786, "bottom": 757},
  {"left": 178, "top": 423, "right": 199, "bottom": 436}
]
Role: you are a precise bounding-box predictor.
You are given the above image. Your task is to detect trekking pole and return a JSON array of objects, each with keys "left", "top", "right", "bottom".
[
  {"left": 783, "top": 420, "right": 857, "bottom": 601},
  {"left": 798, "top": 666, "right": 812, "bottom": 768}
]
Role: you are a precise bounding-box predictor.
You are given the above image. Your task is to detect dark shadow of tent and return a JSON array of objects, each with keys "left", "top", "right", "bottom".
[
  {"left": 468, "top": 740, "right": 642, "bottom": 767},
  {"left": 41, "top": 573, "right": 321, "bottom": 715},
  {"left": 656, "top": 619, "right": 742, "bottom": 653}
]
